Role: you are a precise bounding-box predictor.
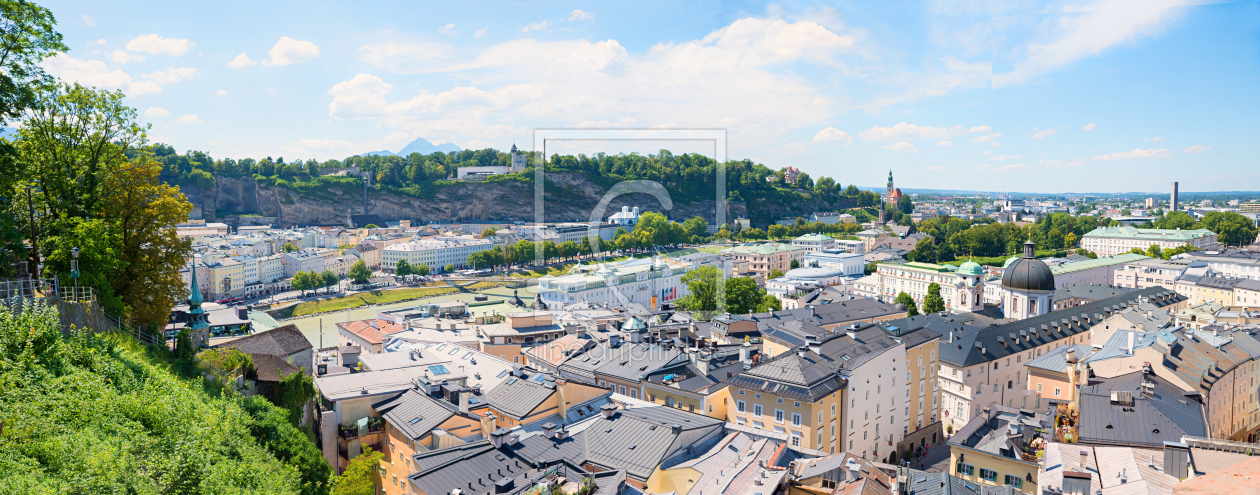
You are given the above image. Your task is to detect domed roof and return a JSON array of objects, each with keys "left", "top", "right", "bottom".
[
  {"left": 957, "top": 259, "right": 983, "bottom": 276},
  {"left": 894, "top": 303, "right": 907, "bottom": 311},
  {"left": 1002, "top": 256, "right": 1019, "bottom": 269},
  {"left": 784, "top": 266, "right": 844, "bottom": 280},
  {"left": 1002, "top": 240, "right": 1055, "bottom": 292}
]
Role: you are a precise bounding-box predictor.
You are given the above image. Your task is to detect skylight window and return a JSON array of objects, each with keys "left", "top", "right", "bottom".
[
  {"left": 463, "top": 352, "right": 473, "bottom": 360},
  {"left": 437, "top": 344, "right": 448, "bottom": 351},
  {"left": 428, "top": 365, "right": 451, "bottom": 375},
  {"left": 508, "top": 378, "right": 518, "bottom": 385},
  {"left": 410, "top": 417, "right": 421, "bottom": 424},
  {"left": 497, "top": 370, "right": 509, "bottom": 378},
  {"left": 449, "top": 347, "right": 460, "bottom": 355}
]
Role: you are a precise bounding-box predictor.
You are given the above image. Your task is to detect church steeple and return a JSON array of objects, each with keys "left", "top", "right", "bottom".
[
  {"left": 185, "top": 257, "right": 210, "bottom": 346},
  {"left": 887, "top": 168, "right": 894, "bottom": 186}
]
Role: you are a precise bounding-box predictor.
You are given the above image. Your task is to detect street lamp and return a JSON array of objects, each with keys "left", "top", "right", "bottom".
[{"left": 70, "top": 246, "right": 80, "bottom": 300}]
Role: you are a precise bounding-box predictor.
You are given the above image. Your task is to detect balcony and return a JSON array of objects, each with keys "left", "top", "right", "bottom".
[{"left": 338, "top": 425, "right": 360, "bottom": 440}]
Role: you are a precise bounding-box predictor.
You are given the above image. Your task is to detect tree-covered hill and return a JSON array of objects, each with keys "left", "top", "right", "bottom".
[{"left": 0, "top": 302, "right": 329, "bottom": 494}]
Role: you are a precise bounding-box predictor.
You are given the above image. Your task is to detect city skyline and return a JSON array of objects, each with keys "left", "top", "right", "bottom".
[{"left": 38, "top": 0, "right": 1260, "bottom": 193}]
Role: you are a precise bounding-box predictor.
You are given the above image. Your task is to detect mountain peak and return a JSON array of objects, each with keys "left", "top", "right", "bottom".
[{"left": 360, "top": 137, "right": 461, "bottom": 157}]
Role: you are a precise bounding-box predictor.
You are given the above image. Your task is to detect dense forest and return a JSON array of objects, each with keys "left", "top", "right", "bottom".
[{"left": 153, "top": 143, "right": 885, "bottom": 215}]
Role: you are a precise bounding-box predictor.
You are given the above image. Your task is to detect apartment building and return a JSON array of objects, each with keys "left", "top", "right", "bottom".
[
  {"left": 948, "top": 405, "right": 1049, "bottom": 493},
  {"left": 1080, "top": 226, "right": 1218, "bottom": 257},
  {"left": 382, "top": 236, "right": 495, "bottom": 271},
  {"left": 537, "top": 255, "right": 695, "bottom": 309},
  {"left": 1177, "top": 275, "right": 1244, "bottom": 307},
  {"left": 1112, "top": 257, "right": 1193, "bottom": 290},
  {"left": 724, "top": 322, "right": 905, "bottom": 463},
  {"left": 890, "top": 323, "right": 942, "bottom": 431},
  {"left": 1237, "top": 279, "right": 1260, "bottom": 309},
  {"left": 936, "top": 287, "right": 1185, "bottom": 433},
  {"left": 258, "top": 254, "right": 285, "bottom": 284},
  {"left": 721, "top": 242, "right": 805, "bottom": 278},
  {"left": 282, "top": 249, "right": 327, "bottom": 277},
  {"left": 207, "top": 258, "right": 245, "bottom": 299}
]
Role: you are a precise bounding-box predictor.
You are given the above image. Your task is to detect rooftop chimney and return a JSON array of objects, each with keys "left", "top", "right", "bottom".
[
  {"left": 541, "top": 422, "right": 557, "bottom": 439},
  {"left": 1080, "top": 449, "right": 1089, "bottom": 471},
  {"left": 600, "top": 403, "right": 618, "bottom": 419},
  {"left": 459, "top": 387, "right": 471, "bottom": 414}
]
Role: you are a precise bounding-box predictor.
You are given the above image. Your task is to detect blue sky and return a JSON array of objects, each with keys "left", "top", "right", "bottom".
[{"left": 40, "top": 0, "right": 1260, "bottom": 193}]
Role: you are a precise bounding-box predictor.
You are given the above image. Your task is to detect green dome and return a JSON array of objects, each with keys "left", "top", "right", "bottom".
[
  {"left": 957, "top": 259, "right": 983, "bottom": 276},
  {"left": 1002, "top": 256, "right": 1019, "bottom": 269}
]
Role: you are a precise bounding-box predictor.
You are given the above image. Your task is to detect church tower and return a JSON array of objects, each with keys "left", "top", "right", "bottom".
[
  {"left": 886, "top": 168, "right": 895, "bottom": 205},
  {"left": 185, "top": 258, "right": 210, "bottom": 348}
]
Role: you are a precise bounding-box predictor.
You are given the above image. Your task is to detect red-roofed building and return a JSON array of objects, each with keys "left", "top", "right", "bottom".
[{"left": 336, "top": 319, "right": 404, "bottom": 353}]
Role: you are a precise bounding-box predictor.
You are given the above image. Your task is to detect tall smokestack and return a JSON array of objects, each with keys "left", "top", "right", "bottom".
[{"left": 1170, "top": 182, "right": 1179, "bottom": 212}]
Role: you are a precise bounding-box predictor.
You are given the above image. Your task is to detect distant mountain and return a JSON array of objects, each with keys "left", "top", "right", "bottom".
[{"left": 359, "top": 137, "right": 461, "bottom": 157}]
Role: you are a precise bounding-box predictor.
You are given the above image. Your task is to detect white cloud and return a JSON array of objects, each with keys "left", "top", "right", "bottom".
[
  {"left": 83, "top": 14, "right": 96, "bottom": 27},
  {"left": 475, "top": 26, "right": 489, "bottom": 38},
  {"left": 264, "top": 37, "right": 320, "bottom": 66},
  {"left": 994, "top": 0, "right": 1188, "bottom": 87},
  {"left": 145, "top": 107, "right": 170, "bottom": 117},
  {"left": 125, "top": 34, "right": 193, "bottom": 56},
  {"left": 858, "top": 122, "right": 990, "bottom": 141},
  {"left": 995, "top": 163, "right": 1026, "bottom": 171},
  {"left": 970, "top": 135, "right": 992, "bottom": 143},
  {"left": 215, "top": 89, "right": 228, "bottom": 96},
  {"left": 143, "top": 67, "right": 198, "bottom": 84},
  {"left": 174, "top": 114, "right": 202, "bottom": 124},
  {"left": 226, "top": 53, "right": 257, "bottom": 69},
  {"left": 937, "top": 140, "right": 952, "bottom": 147},
  {"left": 927, "top": 165, "right": 947, "bottom": 171},
  {"left": 566, "top": 9, "right": 595, "bottom": 21},
  {"left": 41, "top": 54, "right": 133, "bottom": 89},
  {"left": 1183, "top": 145, "right": 1212, "bottom": 154},
  {"left": 359, "top": 41, "right": 451, "bottom": 73},
  {"left": 882, "top": 141, "right": 919, "bottom": 153},
  {"left": 812, "top": 127, "right": 852, "bottom": 146},
  {"left": 1032, "top": 128, "right": 1057, "bottom": 139},
  {"left": 1081, "top": 122, "right": 1097, "bottom": 131},
  {"left": 990, "top": 141, "right": 1002, "bottom": 147},
  {"left": 523, "top": 20, "right": 552, "bottom": 32},
  {"left": 1091, "top": 148, "right": 1174, "bottom": 161},
  {"left": 129, "top": 81, "right": 162, "bottom": 95},
  {"left": 439, "top": 24, "right": 457, "bottom": 35},
  {"left": 93, "top": 39, "right": 106, "bottom": 45},
  {"left": 108, "top": 50, "right": 144, "bottom": 64},
  {"left": 991, "top": 153, "right": 1022, "bottom": 160},
  {"left": 327, "top": 17, "right": 854, "bottom": 148}
]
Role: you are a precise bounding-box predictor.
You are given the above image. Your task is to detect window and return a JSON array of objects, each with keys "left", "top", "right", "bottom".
[
  {"left": 754, "top": 404, "right": 763, "bottom": 417},
  {"left": 957, "top": 463, "right": 975, "bottom": 476},
  {"left": 737, "top": 400, "right": 747, "bottom": 413},
  {"left": 739, "top": 389, "right": 745, "bottom": 395},
  {"left": 818, "top": 411, "right": 823, "bottom": 424},
  {"left": 428, "top": 365, "right": 450, "bottom": 375},
  {"left": 777, "top": 398, "right": 783, "bottom": 404},
  {"left": 980, "top": 469, "right": 997, "bottom": 481},
  {"left": 1004, "top": 475, "right": 1023, "bottom": 489},
  {"left": 619, "top": 385, "right": 627, "bottom": 395},
  {"left": 794, "top": 401, "right": 801, "bottom": 408},
  {"left": 1037, "top": 383, "right": 1043, "bottom": 394},
  {"left": 792, "top": 413, "right": 802, "bottom": 426},
  {"left": 1054, "top": 388, "right": 1062, "bottom": 397},
  {"left": 790, "top": 433, "right": 801, "bottom": 446},
  {"left": 630, "top": 389, "right": 638, "bottom": 399},
  {"left": 756, "top": 393, "right": 762, "bottom": 399},
  {"left": 831, "top": 404, "right": 837, "bottom": 417},
  {"left": 775, "top": 409, "right": 785, "bottom": 423}
]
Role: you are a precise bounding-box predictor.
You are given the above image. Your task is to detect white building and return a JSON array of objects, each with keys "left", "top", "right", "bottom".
[
  {"left": 281, "top": 249, "right": 327, "bottom": 277},
  {"left": 607, "top": 206, "right": 641, "bottom": 227},
  {"left": 874, "top": 260, "right": 986, "bottom": 313},
  {"left": 382, "top": 236, "right": 496, "bottom": 271},
  {"left": 792, "top": 233, "right": 836, "bottom": 253},
  {"left": 258, "top": 254, "right": 286, "bottom": 284},
  {"left": 1047, "top": 253, "right": 1149, "bottom": 289},
  {"left": 802, "top": 249, "right": 866, "bottom": 277},
  {"left": 998, "top": 241, "right": 1056, "bottom": 319},
  {"left": 1080, "top": 226, "right": 1219, "bottom": 257},
  {"left": 536, "top": 255, "right": 695, "bottom": 309}
]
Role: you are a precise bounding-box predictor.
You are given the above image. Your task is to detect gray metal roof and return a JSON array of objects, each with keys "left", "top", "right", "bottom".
[
  {"left": 590, "top": 343, "right": 687, "bottom": 382},
  {"left": 1023, "top": 344, "right": 1093, "bottom": 373},
  {"left": 512, "top": 404, "right": 725, "bottom": 481},
  {"left": 485, "top": 375, "right": 557, "bottom": 420},
  {"left": 938, "top": 287, "right": 1184, "bottom": 367},
  {"left": 1052, "top": 284, "right": 1135, "bottom": 302},
  {"left": 948, "top": 405, "right": 1050, "bottom": 462},
  {"left": 1076, "top": 371, "right": 1207, "bottom": 448},
  {"left": 374, "top": 389, "right": 461, "bottom": 441},
  {"left": 1001, "top": 249, "right": 1056, "bottom": 292}
]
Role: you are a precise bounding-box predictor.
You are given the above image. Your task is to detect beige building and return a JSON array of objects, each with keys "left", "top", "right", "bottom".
[
  {"left": 1177, "top": 275, "right": 1242, "bottom": 307},
  {"left": 1080, "top": 226, "right": 1218, "bottom": 257},
  {"left": 948, "top": 405, "right": 1049, "bottom": 494},
  {"left": 1111, "top": 257, "right": 1190, "bottom": 290},
  {"left": 207, "top": 257, "right": 245, "bottom": 300},
  {"left": 721, "top": 242, "right": 805, "bottom": 278}
]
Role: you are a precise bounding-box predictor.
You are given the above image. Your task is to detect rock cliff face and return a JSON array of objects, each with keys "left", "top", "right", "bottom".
[{"left": 183, "top": 172, "right": 848, "bottom": 228}]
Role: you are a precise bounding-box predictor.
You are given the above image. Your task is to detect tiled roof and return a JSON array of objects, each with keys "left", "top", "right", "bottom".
[
  {"left": 336, "top": 319, "right": 403, "bottom": 345},
  {"left": 214, "top": 324, "right": 312, "bottom": 358}
]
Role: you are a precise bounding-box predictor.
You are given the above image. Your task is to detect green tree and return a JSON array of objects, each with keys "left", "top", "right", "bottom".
[
  {"left": 275, "top": 370, "right": 317, "bottom": 427},
  {"left": 897, "top": 194, "right": 914, "bottom": 215},
  {"left": 757, "top": 293, "right": 782, "bottom": 312},
  {"left": 1154, "top": 211, "right": 1196, "bottom": 230},
  {"left": 480, "top": 227, "right": 498, "bottom": 239},
  {"left": 790, "top": 259, "right": 800, "bottom": 269},
  {"left": 922, "top": 282, "right": 945, "bottom": 314},
  {"left": 725, "top": 276, "right": 763, "bottom": 314},
  {"left": 395, "top": 259, "right": 412, "bottom": 276},
  {"left": 683, "top": 217, "right": 709, "bottom": 238},
  {"left": 444, "top": 264, "right": 454, "bottom": 273},
  {"left": 769, "top": 268, "right": 785, "bottom": 279},
  {"left": 895, "top": 292, "right": 920, "bottom": 317},
  {"left": 347, "top": 259, "right": 371, "bottom": 283},
  {"left": 676, "top": 265, "right": 720, "bottom": 314},
  {"left": 1199, "top": 211, "right": 1259, "bottom": 247},
  {"left": 291, "top": 271, "right": 310, "bottom": 295},
  {"left": 1145, "top": 244, "right": 1163, "bottom": 259},
  {"left": 321, "top": 270, "right": 338, "bottom": 293},
  {"left": 332, "top": 445, "right": 384, "bottom": 495},
  {"left": 767, "top": 224, "right": 788, "bottom": 239},
  {"left": 282, "top": 242, "right": 298, "bottom": 252},
  {"left": 363, "top": 223, "right": 379, "bottom": 229},
  {"left": 633, "top": 211, "right": 671, "bottom": 247}
]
